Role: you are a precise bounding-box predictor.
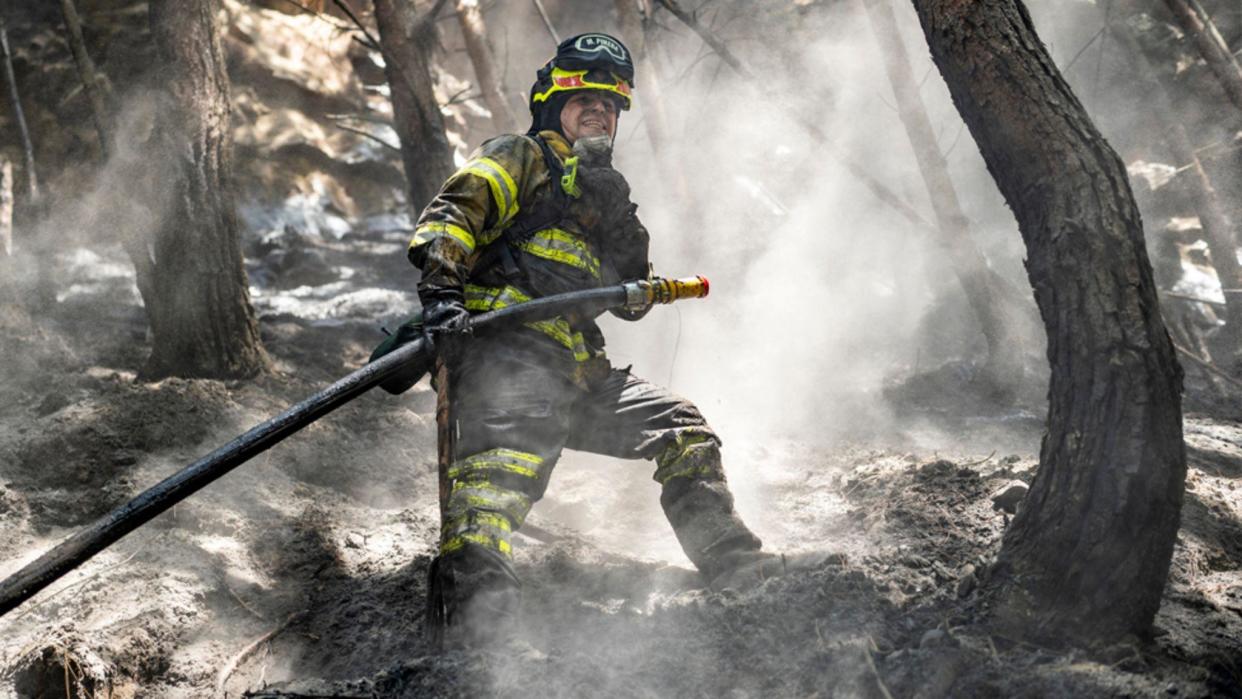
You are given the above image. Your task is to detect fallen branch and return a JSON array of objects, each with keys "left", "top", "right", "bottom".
[
  {"left": 861, "top": 637, "right": 895, "bottom": 699},
  {"left": 226, "top": 583, "right": 267, "bottom": 621},
  {"left": 330, "top": 122, "right": 401, "bottom": 152},
  {"left": 11, "top": 534, "right": 159, "bottom": 623},
  {"left": 216, "top": 610, "right": 307, "bottom": 695},
  {"left": 1161, "top": 290, "right": 1226, "bottom": 308},
  {"left": 960, "top": 450, "right": 997, "bottom": 468},
  {"left": 518, "top": 520, "right": 566, "bottom": 544},
  {"left": 1172, "top": 340, "right": 1242, "bottom": 391}
]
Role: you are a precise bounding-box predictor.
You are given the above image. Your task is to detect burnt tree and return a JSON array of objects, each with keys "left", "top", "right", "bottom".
[
  {"left": 1162, "top": 0, "right": 1242, "bottom": 114},
  {"left": 911, "top": 0, "right": 1186, "bottom": 641},
  {"left": 863, "top": 0, "right": 1025, "bottom": 398},
  {"left": 454, "top": 0, "right": 520, "bottom": 132},
  {"left": 372, "top": 0, "right": 455, "bottom": 211},
  {"left": 1104, "top": 21, "right": 1242, "bottom": 356},
  {"left": 144, "top": 0, "right": 268, "bottom": 379}
]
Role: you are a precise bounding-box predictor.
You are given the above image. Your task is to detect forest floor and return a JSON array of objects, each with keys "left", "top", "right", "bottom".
[{"left": 1, "top": 233, "right": 1241, "bottom": 699}]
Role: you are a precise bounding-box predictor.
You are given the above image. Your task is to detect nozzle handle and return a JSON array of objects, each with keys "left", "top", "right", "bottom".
[{"left": 623, "top": 276, "right": 711, "bottom": 310}]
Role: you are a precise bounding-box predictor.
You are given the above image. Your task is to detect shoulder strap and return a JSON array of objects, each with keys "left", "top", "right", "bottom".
[{"left": 474, "top": 135, "right": 572, "bottom": 279}]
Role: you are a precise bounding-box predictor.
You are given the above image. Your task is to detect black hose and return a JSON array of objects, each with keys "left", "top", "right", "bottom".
[{"left": 0, "top": 284, "right": 629, "bottom": 617}]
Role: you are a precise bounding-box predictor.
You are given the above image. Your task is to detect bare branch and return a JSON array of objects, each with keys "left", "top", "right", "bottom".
[
  {"left": 331, "top": 122, "right": 401, "bottom": 152},
  {"left": 531, "top": 0, "right": 560, "bottom": 43},
  {"left": 1163, "top": 0, "right": 1242, "bottom": 114},
  {"left": 654, "top": 0, "right": 934, "bottom": 232}
]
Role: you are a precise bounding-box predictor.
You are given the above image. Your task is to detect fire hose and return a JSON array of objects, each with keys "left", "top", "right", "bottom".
[{"left": 0, "top": 276, "right": 710, "bottom": 618}]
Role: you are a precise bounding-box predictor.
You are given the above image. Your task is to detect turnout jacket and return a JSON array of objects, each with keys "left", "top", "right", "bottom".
[{"left": 409, "top": 130, "right": 651, "bottom": 377}]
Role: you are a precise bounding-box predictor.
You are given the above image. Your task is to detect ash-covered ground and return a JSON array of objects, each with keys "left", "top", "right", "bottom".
[
  {"left": 2, "top": 1, "right": 1242, "bottom": 696},
  {"left": 1, "top": 236, "right": 1241, "bottom": 698}
]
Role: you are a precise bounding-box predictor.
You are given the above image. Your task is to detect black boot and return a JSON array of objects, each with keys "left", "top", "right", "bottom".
[
  {"left": 426, "top": 545, "right": 521, "bottom": 650},
  {"left": 660, "top": 476, "right": 763, "bottom": 578}
]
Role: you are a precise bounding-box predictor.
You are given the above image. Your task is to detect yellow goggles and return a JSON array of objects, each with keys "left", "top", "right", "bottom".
[{"left": 533, "top": 67, "right": 633, "bottom": 110}]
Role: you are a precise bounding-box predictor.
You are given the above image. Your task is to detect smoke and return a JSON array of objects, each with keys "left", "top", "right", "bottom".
[
  {"left": 2, "top": 0, "right": 1211, "bottom": 694},
  {"left": 472, "top": 0, "right": 1047, "bottom": 562}
]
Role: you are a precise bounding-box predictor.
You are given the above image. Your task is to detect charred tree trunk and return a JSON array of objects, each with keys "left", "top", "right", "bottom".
[
  {"left": 0, "top": 19, "right": 37, "bottom": 200},
  {"left": 1162, "top": 0, "right": 1242, "bottom": 114},
  {"left": 57, "top": 0, "right": 157, "bottom": 312},
  {"left": 1106, "top": 19, "right": 1242, "bottom": 358},
  {"left": 911, "top": 0, "right": 1186, "bottom": 641},
  {"left": 454, "top": 0, "right": 520, "bottom": 132},
  {"left": 613, "top": 0, "right": 698, "bottom": 227},
  {"left": 613, "top": 0, "right": 670, "bottom": 150},
  {"left": 58, "top": 0, "right": 111, "bottom": 157},
  {"left": 0, "top": 156, "right": 11, "bottom": 258},
  {"left": 372, "top": 0, "right": 455, "bottom": 211},
  {"left": 144, "top": 0, "right": 268, "bottom": 379},
  {"left": 863, "top": 0, "right": 1024, "bottom": 397}
]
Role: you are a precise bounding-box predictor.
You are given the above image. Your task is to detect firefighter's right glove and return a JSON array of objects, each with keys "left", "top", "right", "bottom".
[
  {"left": 421, "top": 289, "right": 470, "bottom": 333},
  {"left": 419, "top": 289, "right": 471, "bottom": 358}
]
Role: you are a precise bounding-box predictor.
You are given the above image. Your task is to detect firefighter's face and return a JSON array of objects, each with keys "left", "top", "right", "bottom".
[{"left": 560, "top": 92, "right": 618, "bottom": 143}]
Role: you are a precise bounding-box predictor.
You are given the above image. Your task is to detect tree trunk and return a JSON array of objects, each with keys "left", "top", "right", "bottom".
[
  {"left": 1162, "top": 0, "right": 1242, "bottom": 115},
  {"left": 58, "top": 0, "right": 112, "bottom": 157},
  {"left": 454, "top": 0, "right": 520, "bottom": 132},
  {"left": 612, "top": 0, "right": 699, "bottom": 229},
  {"left": 144, "top": 0, "right": 268, "bottom": 379},
  {"left": 0, "top": 20, "right": 37, "bottom": 200},
  {"left": 613, "top": 0, "right": 671, "bottom": 150},
  {"left": 863, "top": 0, "right": 1024, "bottom": 397},
  {"left": 57, "top": 0, "right": 158, "bottom": 312},
  {"left": 372, "top": 0, "right": 455, "bottom": 211},
  {"left": 911, "top": 0, "right": 1186, "bottom": 642},
  {"left": 1107, "top": 19, "right": 1242, "bottom": 358},
  {"left": 0, "top": 157, "right": 11, "bottom": 258}
]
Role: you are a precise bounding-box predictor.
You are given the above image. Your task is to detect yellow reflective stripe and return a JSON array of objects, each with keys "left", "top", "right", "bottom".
[
  {"left": 517, "top": 228, "right": 600, "bottom": 278},
  {"left": 444, "top": 510, "right": 513, "bottom": 536},
  {"left": 464, "top": 283, "right": 530, "bottom": 311},
  {"left": 463, "top": 284, "right": 591, "bottom": 362},
  {"left": 654, "top": 431, "right": 720, "bottom": 484},
  {"left": 442, "top": 532, "right": 513, "bottom": 557},
  {"left": 410, "top": 221, "right": 475, "bottom": 253},
  {"left": 446, "top": 483, "right": 534, "bottom": 524},
  {"left": 462, "top": 157, "right": 519, "bottom": 225},
  {"left": 449, "top": 448, "right": 544, "bottom": 480}
]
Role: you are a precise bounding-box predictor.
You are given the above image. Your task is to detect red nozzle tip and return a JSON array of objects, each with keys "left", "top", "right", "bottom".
[{"left": 698, "top": 275, "right": 710, "bottom": 297}]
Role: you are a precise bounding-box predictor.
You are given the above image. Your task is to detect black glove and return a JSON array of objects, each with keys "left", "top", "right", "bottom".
[{"left": 420, "top": 288, "right": 471, "bottom": 333}]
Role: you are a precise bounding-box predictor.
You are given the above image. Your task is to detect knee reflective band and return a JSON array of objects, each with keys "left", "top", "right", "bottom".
[
  {"left": 465, "top": 284, "right": 591, "bottom": 361},
  {"left": 448, "top": 448, "right": 544, "bottom": 481},
  {"left": 653, "top": 429, "right": 725, "bottom": 485},
  {"left": 441, "top": 448, "right": 547, "bottom": 558},
  {"left": 441, "top": 510, "right": 515, "bottom": 557}
]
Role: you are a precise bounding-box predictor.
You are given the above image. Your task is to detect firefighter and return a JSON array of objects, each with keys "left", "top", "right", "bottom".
[{"left": 412, "top": 33, "right": 778, "bottom": 645}]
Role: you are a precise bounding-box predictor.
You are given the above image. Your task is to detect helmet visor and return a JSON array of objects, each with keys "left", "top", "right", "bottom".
[{"left": 532, "top": 67, "right": 633, "bottom": 110}]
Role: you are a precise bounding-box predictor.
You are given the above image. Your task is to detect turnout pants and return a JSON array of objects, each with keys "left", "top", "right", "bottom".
[{"left": 427, "top": 334, "right": 761, "bottom": 641}]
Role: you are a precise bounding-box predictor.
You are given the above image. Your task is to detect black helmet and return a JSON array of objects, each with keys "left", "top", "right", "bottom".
[{"left": 528, "top": 33, "right": 635, "bottom": 134}]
